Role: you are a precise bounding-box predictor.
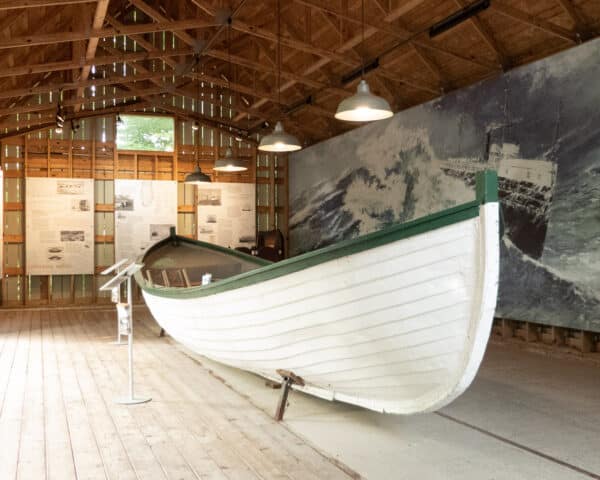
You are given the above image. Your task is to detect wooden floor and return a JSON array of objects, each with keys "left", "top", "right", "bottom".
[{"left": 0, "top": 308, "right": 357, "bottom": 480}]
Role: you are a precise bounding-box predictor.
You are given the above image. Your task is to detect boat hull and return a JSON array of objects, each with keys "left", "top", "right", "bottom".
[{"left": 141, "top": 202, "right": 499, "bottom": 414}]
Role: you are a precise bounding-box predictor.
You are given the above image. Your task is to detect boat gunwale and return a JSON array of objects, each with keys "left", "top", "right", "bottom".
[{"left": 136, "top": 171, "right": 498, "bottom": 299}]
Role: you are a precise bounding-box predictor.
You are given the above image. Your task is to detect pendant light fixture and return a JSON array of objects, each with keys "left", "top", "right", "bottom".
[
  {"left": 214, "top": 145, "right": 247, "bottom": 172},
  {"left": 335, "top": 0, "right": 393, "bottom": 122},
  {"left": 185, "top": 64, "right": 211, "bottom": 184},
  {"left": 184, "top": 163, "right": 211, "bottom": 183},
  {"left": 258, "top": 0, "right": 302, "bottom": 152},
  {"left": 214, "top": 20, "right": 248, "bottom": 173}
]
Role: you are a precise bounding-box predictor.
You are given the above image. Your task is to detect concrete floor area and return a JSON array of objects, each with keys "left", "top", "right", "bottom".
[{"left": 172, "top": 319, "right": 600, "bottom": 480}]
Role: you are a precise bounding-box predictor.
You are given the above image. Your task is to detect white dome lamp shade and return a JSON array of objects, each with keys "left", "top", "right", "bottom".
[
  {"left": 334, "top": 0, "right": 393, "bottom": 123},
  {"left": 258, "top": 121, "right": 302, "bottom": 152},
  {"left": 214, "top": 146, "right": 247, "bottom": 172},
  {"left": 335, "top": 79, "right": 394, "bottom": 122}
]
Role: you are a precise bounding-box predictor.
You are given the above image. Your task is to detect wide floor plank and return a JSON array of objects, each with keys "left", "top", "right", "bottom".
[{"left": 0, "top": 311, "right": 31, "bottom": 480}]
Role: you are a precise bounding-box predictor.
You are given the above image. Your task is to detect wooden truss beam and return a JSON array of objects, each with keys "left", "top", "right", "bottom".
[
  {"left": 0, "top": 100, "right": 148, "bottom": 134},
  {"left": 454, "top": 0, "right": 510, "bottom": 69},
  {"left": 0, "top": 71, "right": 176, "bottom": 101},
  {"left": 0, "top": 0, "right": 94, "bottom": 9},
  {"left": 410, "top": 43, "right": 450, "bottom": 92},
  {"left": 490, "top": 1, "right": 579, "bottom": 43},
  {"left": 555, "top": 0, "right": 591, "bottom": 39},
  {"left": 0, "top": 85, "right": 166, "bottom": 118},
  {"left": 0, "top": 47, "right": 196, "bottom": 79},
  {"left": 138, "top": 100, "right": 256, "bottom": 142},
  {"left": 0, "top": 9, "right": 27, "bottom": 33},
  {"left": 0, "top": 17, "right": 214, "bottom": 50},
  {"left": 291, "top": 0, "right": 500, "bottom": 70}
]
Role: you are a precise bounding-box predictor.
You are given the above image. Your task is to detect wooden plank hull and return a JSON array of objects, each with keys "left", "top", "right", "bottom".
[{"left": 141, "top": 201, "right": 499, "bottom": 414}]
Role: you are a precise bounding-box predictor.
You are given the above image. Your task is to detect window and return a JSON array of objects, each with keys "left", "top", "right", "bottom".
[{"left": 116, "top": 115, "right": 175, "bottom": 152}]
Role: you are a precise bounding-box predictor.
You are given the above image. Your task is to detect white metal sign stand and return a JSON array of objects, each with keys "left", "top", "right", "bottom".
[
  {"left": 100, "top": 260, "right": 151, "bottom": 405},
  {"left": 101, "top": 258, "right": 129, "bottom": 345}
]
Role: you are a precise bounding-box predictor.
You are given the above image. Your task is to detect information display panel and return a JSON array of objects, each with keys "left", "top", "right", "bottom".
[
  {"left": 197, "top": 182, "right": 256, "bottom": 249},
  {"left": 26, "top": 177, "right": 95, "bottom": 275},
  {"left": 115, "top": 180, "right": 177, "bottom": 262}
]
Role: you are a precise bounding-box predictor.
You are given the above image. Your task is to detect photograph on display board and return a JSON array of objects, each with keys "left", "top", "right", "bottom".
[
  {"left": 115, "top": 194, "right": 135, "bottom": 211},
  {"left": 198, "top": 188, "right": 222, "bottom": 206}
]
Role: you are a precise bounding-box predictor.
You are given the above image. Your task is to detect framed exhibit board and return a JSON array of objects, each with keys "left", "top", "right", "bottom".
[
  {"left": 114, "top": 179, "right": 177, "bottom": 262},
  {"left": 197, "top": 182, "right": 256, "bottom": 249},
  {"left": 25, "top": 177, "right": 95, "bottom": 275}
]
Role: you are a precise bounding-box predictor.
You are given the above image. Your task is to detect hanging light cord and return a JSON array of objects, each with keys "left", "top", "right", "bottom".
[
  {"left": 230, "top": 16, "right": 236, "bottom": 147},
  {"left": 196, "top": 63, "right": 200, "bottom": 169},
  {"left": 361, "top": 0, "right": 365, "bottom": 79},
  {"left": 277, "top": 0, "right": 282, "bottom": 109}
]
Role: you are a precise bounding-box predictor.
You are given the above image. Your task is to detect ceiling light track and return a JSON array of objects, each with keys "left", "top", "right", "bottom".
[
  {"left": 284, "top": 95, "right": 313, "bottom": 115},
  {"left": 429, "top": 0, "right": 490, "bottom": 38},
  {"left": 341, "top": 58, "right": 380, "bottom": 86}
]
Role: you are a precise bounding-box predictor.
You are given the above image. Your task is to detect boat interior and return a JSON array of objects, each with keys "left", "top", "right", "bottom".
[{"left": 142, "top": 238, "right": 268, "bottom": 288}]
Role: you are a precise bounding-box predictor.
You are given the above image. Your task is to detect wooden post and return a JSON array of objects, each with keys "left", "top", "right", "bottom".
[
  {"left": 581, "top": 331, "right": 594, "bottom": 353},
  {"left": 23, "top": 135, "right": 28, "bottom": 306},
  {"left": 501, "top": 318, "right": 514, "bottom": 340},
  {"left": 552, "top": 326, "right": 566, "bottom": 346},
  {"left": 525, "top": 322, "right": 538, "bottom": 343}
]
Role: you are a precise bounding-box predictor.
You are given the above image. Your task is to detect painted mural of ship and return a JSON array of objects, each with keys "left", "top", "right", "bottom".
[{"left": 441, "top": 125, "right": 558, "bottom": 259}]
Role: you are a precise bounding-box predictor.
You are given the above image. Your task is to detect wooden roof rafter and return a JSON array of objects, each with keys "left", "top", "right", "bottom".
[
  {"left": 555, "top": 0, "right": 592, "bottom": 38},
  {"left": 453, "top": 0, "right": 510, "bottom": 69},
  {"left": 291, "top": 0, "right": 501, "bottom": 70},
  {"left": 0, "top": 99, "right": 149, "bottom": 138},
  {"left": 0, "top": 0, "right": 94, "bottom": 9},
  {"left": 74, "top": 0, "right": 110, "bottom": 112},
  {"left": 0, "top": 17, "right": 215, "bottom": 50},
  {"left": 489, "top": 1, "right": 579, "bottom": 43}
]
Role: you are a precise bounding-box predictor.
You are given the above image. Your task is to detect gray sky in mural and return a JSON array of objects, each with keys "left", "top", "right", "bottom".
[{"left": 289, "top": 37, "right": 600, "bottom": 332}]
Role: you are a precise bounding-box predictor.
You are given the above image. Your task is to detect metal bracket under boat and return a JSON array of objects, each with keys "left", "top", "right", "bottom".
[{"left": 274, "top": 369, "right": 305, "bottom": 421}]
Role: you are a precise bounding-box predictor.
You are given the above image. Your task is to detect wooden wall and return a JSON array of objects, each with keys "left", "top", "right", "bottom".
[{"left": 1, "top": 114, "right": 287, "bottom": 307}]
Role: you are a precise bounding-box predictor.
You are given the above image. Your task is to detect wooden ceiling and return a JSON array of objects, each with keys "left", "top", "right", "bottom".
[{"left": 0, "top": 0, "right": 598, "bottom": 144}]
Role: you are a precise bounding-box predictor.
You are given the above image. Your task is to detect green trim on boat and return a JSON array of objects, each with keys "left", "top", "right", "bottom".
[
  {"left": 476, "top": 170, "right": 498, "bottom": 204},
  {"left": 136, "top": 170, "right": 498, "bottom": 299}
]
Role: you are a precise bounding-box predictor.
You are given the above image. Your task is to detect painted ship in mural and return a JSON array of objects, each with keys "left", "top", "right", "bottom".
[
  {"left": 441, "top": 126, "right": 558, "bottom": 258},
  {"left": 136, "top": 171, "right": 500, "bottom": 415}
]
